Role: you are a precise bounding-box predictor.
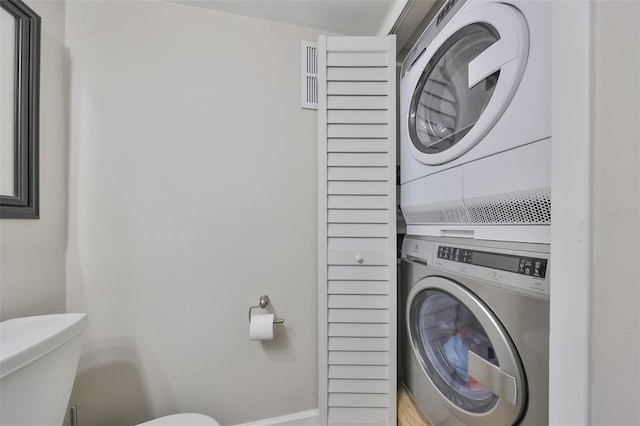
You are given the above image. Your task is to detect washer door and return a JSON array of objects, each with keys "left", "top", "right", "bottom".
[
  {"left": 407, "top": 276, "right": 526, "bottom": 424},
  {"left": 405, "top": 3, "right": 529, "bottom": 165}
]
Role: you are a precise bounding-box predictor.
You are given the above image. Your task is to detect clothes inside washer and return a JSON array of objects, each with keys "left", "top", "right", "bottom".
[
  {"left": 443, "top": 328, "right": 495, "bottom": 392},
  {"left": 416, "top": 291, "right": 498, "bottom": 403},
  {"left": 443, "top": 335, "right": 469, "bottom": 381}
]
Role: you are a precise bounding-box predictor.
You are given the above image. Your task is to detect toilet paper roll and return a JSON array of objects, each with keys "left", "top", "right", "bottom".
[{"left": 249, "top": 313, "right": 274, "bottom": 341}]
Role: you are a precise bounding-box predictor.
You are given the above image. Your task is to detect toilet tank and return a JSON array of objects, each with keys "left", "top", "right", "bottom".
[{"left": 0, "top": 313, "right": 87, "bottom": 426}]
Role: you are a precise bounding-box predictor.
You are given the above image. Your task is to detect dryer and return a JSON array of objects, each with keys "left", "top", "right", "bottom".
[
  {"left": 400, "top": 0, "right": 551, "bottom": 244},
  {"left": 399, "top": 235, "right": 550, "bottom": 425}
]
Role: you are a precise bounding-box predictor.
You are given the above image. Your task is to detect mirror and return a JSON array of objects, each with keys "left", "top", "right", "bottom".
[{"left": 0, "top": 0, "right": 40, "bottom": 219}]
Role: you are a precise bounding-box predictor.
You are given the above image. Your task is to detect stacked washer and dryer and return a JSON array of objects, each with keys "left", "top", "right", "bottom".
[{"left": 399, "top": 0, "right": 551, "bottom": 425}]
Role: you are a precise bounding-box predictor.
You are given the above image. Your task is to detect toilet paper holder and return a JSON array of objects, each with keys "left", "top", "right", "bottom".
[{"left": 248, "top": 295, "right": 284, "bottom": 324}]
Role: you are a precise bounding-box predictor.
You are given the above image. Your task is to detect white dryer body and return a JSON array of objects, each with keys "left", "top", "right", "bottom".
[{"left": 400, "top": 0, "right": 551, "bottom": 244}]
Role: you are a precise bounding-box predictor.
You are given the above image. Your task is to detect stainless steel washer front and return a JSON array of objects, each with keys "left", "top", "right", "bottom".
[{"left": 399, "top": 236, "right": 549, "bottom": 425}]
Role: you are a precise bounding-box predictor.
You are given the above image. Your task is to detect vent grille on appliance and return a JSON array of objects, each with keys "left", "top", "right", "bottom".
[
  {"left": 404, "top": 201, "right": 470, "bottom": 224},
  {"left": 301, "top": 41, "right": 318, "bottom": 110},
  {"left": 403, "top": 190, "right": 551, "bottom": 225},
  {"left": 466, "top": 190, "right": 552, "bottom": 224}
]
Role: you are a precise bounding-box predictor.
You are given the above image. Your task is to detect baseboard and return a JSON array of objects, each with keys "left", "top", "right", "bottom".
[{"left": 233, "top": 409, "right": 320, "bottom": 426}]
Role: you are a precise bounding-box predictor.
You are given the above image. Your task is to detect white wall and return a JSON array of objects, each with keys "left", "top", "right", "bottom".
[
  {"left": 0, "top": 0, "right": 67, "bottom": 321},
  {"left": 64, "top": 2, "right": 324, "bottom": 424},
  {"left": 551, "top": 1, "right": 640, "bottom": 424},
  {"left": 590, "top": 1, "right": 640, "bottom": 424},
  {"left": 549, "top": 2, "right": 592, "bottom": 423}
]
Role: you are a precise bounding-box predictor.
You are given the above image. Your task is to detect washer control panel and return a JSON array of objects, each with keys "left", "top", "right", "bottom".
[
  {"left": 436, "top": 245, "right": 548, "bottom": 279},
  {"left": 402, "top": 237, "right": 550, "bottom": 298}
]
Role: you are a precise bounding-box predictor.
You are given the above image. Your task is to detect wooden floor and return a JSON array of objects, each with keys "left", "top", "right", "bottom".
[
  {"left": 397, "top": 385, "right": 432, "bottom": 426},
  {"left": 278, "top": 386, "right": 432, "bottom": 426}
]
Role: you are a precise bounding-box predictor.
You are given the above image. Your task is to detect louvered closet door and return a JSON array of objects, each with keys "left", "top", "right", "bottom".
[{"left": 318, "top": 35, "right": 397, "bottom": 425}]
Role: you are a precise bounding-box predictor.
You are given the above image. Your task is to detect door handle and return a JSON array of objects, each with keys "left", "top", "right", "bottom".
[
  {"left": 467, "top": 350, "right": 518, "bottom": 405},
  {"left": 467, "top": 38, "right": 517, "bottom": 88}
]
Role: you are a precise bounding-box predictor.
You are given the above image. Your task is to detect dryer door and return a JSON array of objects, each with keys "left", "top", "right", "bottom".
[
  {"left": 405, "top": 3, "right": 529, "bottom": 165},
  {"left": 406, "top": 276, "right": 526, "bottom": 424}
]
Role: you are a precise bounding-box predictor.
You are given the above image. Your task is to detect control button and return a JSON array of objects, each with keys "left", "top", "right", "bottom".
[
  {"left": 488, "top": 271, "right": 502, "bottom": 280},
  {"left": 532, "top": 280, "right": 545, "bottom": 288},
  {"left": 530, "top": 281, "right": 545, "bottom": 293}
]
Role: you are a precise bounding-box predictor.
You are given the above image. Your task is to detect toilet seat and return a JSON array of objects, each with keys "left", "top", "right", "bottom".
[{"left": 137, "top": 413, "right": 220, "bottom": 426}]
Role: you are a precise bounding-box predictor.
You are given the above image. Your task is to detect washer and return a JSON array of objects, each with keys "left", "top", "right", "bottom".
[
  {"left": 399, "top": 0, "right": 551, "bottom": 243},
  {"left": 399, "top": 235, "right": 549, "bottom": 425}
]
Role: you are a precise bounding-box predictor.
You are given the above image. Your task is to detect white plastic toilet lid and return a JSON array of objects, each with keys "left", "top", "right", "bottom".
[{"left": 136, "top": 413, "right": 220, "bottom": 426}]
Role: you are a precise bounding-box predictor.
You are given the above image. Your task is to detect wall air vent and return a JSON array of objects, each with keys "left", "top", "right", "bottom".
[{"left": 301, "top": 41, "right": 318, "bottom": 110}]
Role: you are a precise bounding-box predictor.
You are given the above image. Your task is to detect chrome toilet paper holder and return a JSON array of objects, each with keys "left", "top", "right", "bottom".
[{"left": 248, "top": 295, "right": 284, "bottom": 324}]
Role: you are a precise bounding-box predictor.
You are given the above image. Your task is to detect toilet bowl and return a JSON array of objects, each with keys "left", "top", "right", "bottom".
[
  {"left": 0, "top": 314, "right": 219, "bottom": 426},
  {"left": 137, "top": 413, "right": 220, "bottom": 425}
]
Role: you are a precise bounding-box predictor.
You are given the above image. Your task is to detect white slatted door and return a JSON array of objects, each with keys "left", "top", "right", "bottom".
[{"left": 318, "top": 35, "right": 397, "bottom": 425}]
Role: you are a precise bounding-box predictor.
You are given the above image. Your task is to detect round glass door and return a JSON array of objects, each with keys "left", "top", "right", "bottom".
[
  {"left": 409, "top": 23, "right": 500, "bottom": 156},
  {"left": 408, "top": 288, "right": 499, "bottom": 412}
]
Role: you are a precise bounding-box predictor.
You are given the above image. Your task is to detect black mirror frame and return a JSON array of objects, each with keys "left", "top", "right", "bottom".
[{"left": 0, "top": 0, "right": 40, "bottom": 219}]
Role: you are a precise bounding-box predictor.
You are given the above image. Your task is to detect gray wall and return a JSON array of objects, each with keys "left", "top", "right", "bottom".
[
  {"left": 590, "top": 1, "right": 640, "bottom": 424},
  {"left": 64, "top": 1, "right": 324, "bottom": 424},
  {"left": 0, "top": 0, "right": 67, "bottom": 321}
]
